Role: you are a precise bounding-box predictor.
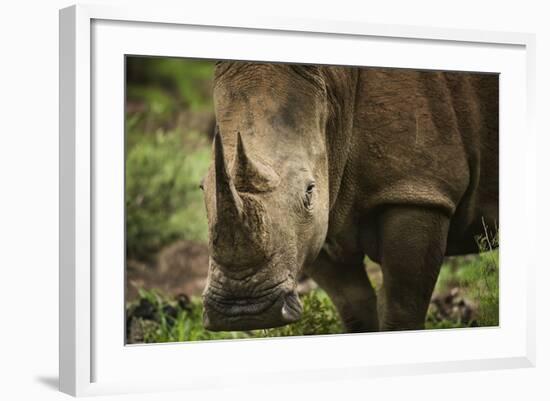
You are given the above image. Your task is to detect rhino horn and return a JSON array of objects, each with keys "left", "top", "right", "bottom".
[
  {"left": 211, "top": 130, "right": 271, "bottom": 266},
  {"left": 214, "top": 130, "right": 243, "bottom": 224},
  {"left": 233, "top": 132, "right": 280, "bottom": 192}
]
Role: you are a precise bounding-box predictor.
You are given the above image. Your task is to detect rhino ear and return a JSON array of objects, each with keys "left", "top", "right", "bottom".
[{"left": 232, "top": 132, "right": 280, "bottom": 193}]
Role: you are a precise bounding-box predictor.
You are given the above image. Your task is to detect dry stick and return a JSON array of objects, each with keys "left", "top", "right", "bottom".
[
  {"left": 481, "top": 216, "right": 499, "bottom": 304},
  {"left": 481, "top": 216, "right": 499, "bottom": 270}
]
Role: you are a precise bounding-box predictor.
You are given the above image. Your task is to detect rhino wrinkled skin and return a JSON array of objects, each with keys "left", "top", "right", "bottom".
[{"left": 200, "top": 62, "right": 498, "bottom": 332}]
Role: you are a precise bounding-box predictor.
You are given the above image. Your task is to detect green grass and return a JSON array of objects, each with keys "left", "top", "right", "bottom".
[
  {"left": 426, "top": 227, "right": 499, "bottom": 329},
  {"left": 126, "top": 288, "right": 343, "bottom": 344}
]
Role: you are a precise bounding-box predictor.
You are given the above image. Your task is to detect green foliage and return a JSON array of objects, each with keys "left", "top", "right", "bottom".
[
  {"left": 127, "top": 289, "right": 343, "bottom": 344},
  {"left": 127, "top": 57, "right": 214, "bottom": 107},
  {"left": 131, "top": 288, "right": 250, "bottom": 343},
  {"left": 472, "top": 224, "right": 499, "bottom": 327},
  {"left": 474, "top": 252, "right": 499, "bottom": 327},
  {"left": 261, "top": 291, "right": 344, "bottom": 337},
  {"left": 126, "top": 85, "right": 175, "bottom": 126},
  {"left": 428, "top": 225, "right": 499, "bottom": 329},
  {"left": 125, "top": 130, "right": 210, "bottom": 260},
  {"left": 126, "top": 57, "right": 215, "bottom": 131},
  {"left": 125, "top": 57, "right": 215, "bottom": 260}
]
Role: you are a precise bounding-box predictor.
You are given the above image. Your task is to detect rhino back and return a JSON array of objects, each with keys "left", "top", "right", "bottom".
[{"left": 342, "top": 68, "right": 498, "bottom": 255}]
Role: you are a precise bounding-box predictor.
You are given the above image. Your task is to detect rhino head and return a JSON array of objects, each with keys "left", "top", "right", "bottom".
[{"left": 201, "top": 62, "right": 331, "bottom": 331}]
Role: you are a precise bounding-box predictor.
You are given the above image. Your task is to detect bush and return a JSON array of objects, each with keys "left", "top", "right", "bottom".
[
  {"left": 125, "top": 130, "right": 210, "bottom": 260},
  {"left": 126, "top": 58, "right": 215, "bottom": 132}
]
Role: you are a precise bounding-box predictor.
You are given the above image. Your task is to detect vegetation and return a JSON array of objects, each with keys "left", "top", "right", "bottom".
[
  {"left": 127, "top": 239, "right": 499, "bottom": 343},
  {"left": 127, "top": 236, "right": 499, "bottom": 344},
  {"left": 125, "top": 57, "right": 214, "bottom": 260},
  {"left": 126, "top": 288, "right": 343, "bottom": 343},
  {"left": 126, "top": 130, "right": 211, "bottom": 259},
  {"left": 427, "top": 225, "right": 499, "bottom": 329}
]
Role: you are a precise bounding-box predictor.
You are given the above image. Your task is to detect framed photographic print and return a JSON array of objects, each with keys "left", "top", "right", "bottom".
[{"left": 59, "top": 4, "right": 536, "bottom": 397}]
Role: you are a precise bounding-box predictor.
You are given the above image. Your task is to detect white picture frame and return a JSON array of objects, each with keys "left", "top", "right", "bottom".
[{"left": 59, "top": 3, "right": 536, "bottom": 397}]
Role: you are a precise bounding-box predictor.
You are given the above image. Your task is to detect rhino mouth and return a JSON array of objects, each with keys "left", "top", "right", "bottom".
[
  {"left": 202, "top": 286, "right": 302, "bottom": 331},
  {"left": 203, "top": 286, "right": 282, "bottom": 317}
]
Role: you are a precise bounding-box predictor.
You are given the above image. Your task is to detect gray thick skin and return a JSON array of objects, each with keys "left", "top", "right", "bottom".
[{"left": 201, "top": 62, "right": 498, "bottom": 332}]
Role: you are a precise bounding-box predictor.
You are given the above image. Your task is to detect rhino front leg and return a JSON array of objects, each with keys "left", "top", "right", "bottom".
[
  {"left": 306, "top": 249, "right": 379, "bottom": 333},
  {"left": 377, "top": 206, "right": 450, "bottom": 331}
]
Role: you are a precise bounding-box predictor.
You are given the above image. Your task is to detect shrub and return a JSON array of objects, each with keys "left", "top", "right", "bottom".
[{"left": 125, "top": 130, "right": 210, "bottom": 260}]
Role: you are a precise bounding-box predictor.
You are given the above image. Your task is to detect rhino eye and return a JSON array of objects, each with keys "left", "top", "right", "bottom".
[{"left": 303, "top": 182, "right": 315, "bottom": 210}]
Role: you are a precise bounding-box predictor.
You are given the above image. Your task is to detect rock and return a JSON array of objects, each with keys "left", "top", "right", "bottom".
[
  {"left": 177, "top": 293, "right": 192, "bottom": 311},
  {"left": 162, "top": 304, "right": 179, "bottom": 324},
  {"left": 127, "top": 318, "right": 159, "bottom": 344},
  {"left": 133, "top": 298, "right": 156, "bottom": 320},
  {"left": 429, "top": 287, "right": 476, "bottom": 326}
]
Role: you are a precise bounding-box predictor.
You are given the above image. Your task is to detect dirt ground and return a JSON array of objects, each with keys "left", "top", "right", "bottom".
[{"left": 126, "top": 240, "right": 209, "bottom": 304}]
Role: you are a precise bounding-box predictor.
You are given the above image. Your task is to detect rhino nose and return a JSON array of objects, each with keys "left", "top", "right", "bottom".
[
  {"left": 202, "top": 290, "right": 302, "bottom": 331},
  {"left": 281, "top": 292, "right": 303, "bottom": 323}
]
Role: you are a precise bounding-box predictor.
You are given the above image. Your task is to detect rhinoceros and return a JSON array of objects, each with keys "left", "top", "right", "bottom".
[{"left": 200, "top": 61, "right": 498, "bottom": 332}]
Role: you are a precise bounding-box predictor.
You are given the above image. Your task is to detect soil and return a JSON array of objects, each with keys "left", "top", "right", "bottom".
[{"left": 126, "top": 240, "right": 209, "bottom": 304}]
